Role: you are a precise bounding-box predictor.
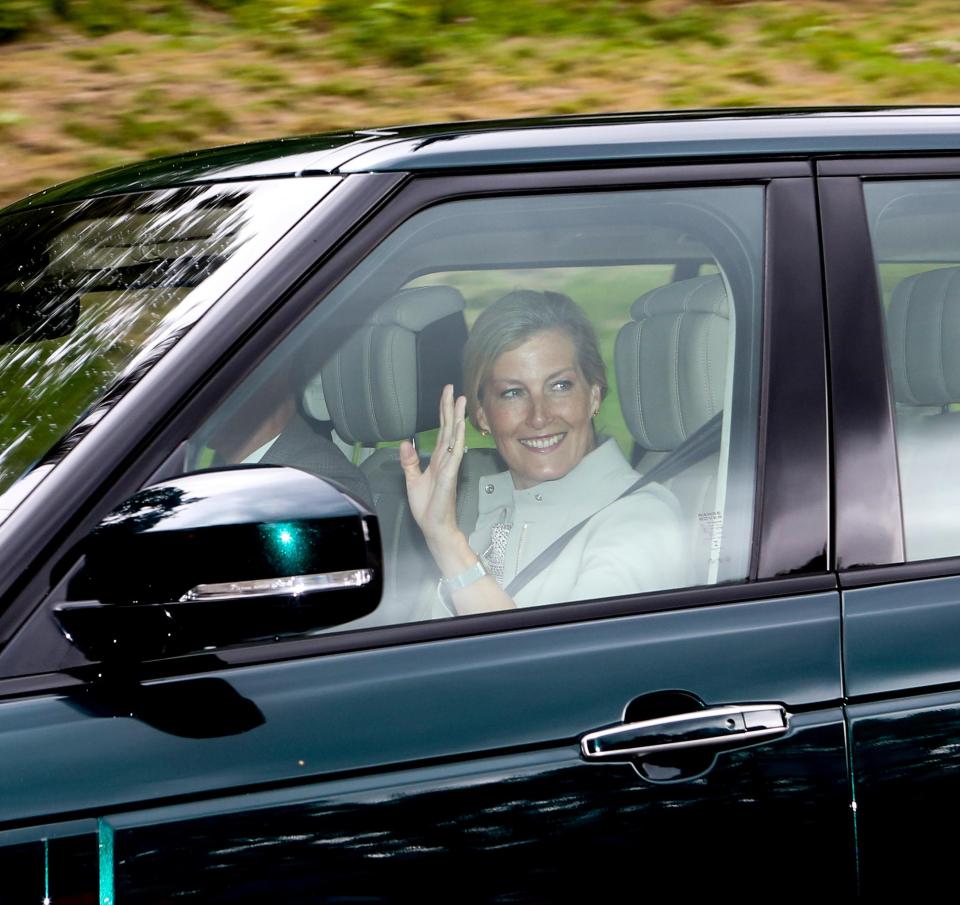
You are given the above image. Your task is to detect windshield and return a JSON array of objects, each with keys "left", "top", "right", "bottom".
[{"left": 0, "top": 176, "right": 339, "bottom": 502}]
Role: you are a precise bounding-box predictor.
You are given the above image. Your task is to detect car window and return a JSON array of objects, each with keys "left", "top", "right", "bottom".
[
  {"left": 186, "top": 185, "right": 765, "bottom": 628},
  {"left": 865, "top": 179, "right": 960, "bottom": 562},
  {"left": 0, "top": 177, "right": 338, "bottom": 512}
]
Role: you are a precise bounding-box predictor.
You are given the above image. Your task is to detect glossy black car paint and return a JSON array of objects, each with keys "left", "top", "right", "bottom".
[
  {"left": 113, "top": 723, "right": 850, "bottom": 902},
  {"left": 0, "top": 139, "right": 847, "bottom": 897},
  {"left": 11, "top": 107, "right": 960, "bottom": 214},
  {"left": 848, "top": 686, "right": 960, "bottom": 896}
]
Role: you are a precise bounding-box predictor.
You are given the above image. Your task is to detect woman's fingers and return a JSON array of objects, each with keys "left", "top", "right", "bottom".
[
  {"left": 437, "top": 395, "right": 468, "bottom": 479},
  {"left": 425, "top": 386, "right": 469, "bottom": 481},
  {"left": 453, "top": 399, "right": 467, "bottom": 458},
  {"left": 452, "top": 394, "right": 467, "bottom": 453},
  {"left": 441, "top": 384, "right": 456, "bottom": 449},
  {"left": 441, "top": 393, "right": 466, "bottom": 454},
  {"left": 429, "top": 384, "right": 454, "bottom": 467},
  {"left": 399, "top": 439, "right": 423, "bottom": 484}
]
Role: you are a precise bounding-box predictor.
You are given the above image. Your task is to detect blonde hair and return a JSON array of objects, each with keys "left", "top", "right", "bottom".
[{"left": 463, "top": 289, "right": 607, "bottom": 427}]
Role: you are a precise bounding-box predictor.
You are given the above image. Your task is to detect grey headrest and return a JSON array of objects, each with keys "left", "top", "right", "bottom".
[
  {"left": 630, "top": 273, "right": 729, "bottom": 319},
  {"left": 615, "top": 274, "right": 729, "bottom": 452},
  {"left": 887, "top": 267, "right": 960, "bottom": 406},
  {"left": 320, "top": 286, "right": 467, "bottom": 444}
]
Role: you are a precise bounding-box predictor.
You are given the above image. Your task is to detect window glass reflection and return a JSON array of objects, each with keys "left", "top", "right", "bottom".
[{"left": 0, "top": 177, "right": 337, "bottom": 500}]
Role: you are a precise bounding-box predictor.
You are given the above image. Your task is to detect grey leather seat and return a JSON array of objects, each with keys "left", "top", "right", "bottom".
[
  {"left": 886, "top": 266, "right": 960, "bottom": 561},
  {"left": 319, "top": 285, "right": 470, "bottom": 624},
  {"left": 614, "top": 274, "right": 729, "bottom": 584}
]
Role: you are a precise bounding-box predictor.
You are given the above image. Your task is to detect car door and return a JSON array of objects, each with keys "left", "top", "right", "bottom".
[
  {"left": 820, "top": 156, "right": 960, "bottom": 896},
  {"left": 0, "top": 162, "right": 850, "bottom": 902}
]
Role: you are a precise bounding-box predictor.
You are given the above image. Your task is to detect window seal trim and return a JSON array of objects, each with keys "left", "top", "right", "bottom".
[
  {"left": 818, "top": 156, "right": 960, "bottom": 177},
  {"left": 840, "top": 557, "right": 960, "bottom": 589}
]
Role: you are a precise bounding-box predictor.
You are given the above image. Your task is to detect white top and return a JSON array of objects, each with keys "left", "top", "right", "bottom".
[
  {"left": 241, "top": 435, "right": 279, "bottom": 464},
  {"left": 439, "top": 438, "right": 691, "bottom": 613}
]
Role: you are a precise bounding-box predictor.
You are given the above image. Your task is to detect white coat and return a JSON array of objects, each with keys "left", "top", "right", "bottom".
[{"left": 462, "top": 438, "right": 690, "bottom": 610}]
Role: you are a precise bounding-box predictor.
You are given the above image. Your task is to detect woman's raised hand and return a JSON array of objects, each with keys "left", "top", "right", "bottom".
[
  {"left": 399, "top": 384, "right": 467, "bottom": 546},
  {"left": 400, "top": 384, "right": 516, "bottom": 613}
]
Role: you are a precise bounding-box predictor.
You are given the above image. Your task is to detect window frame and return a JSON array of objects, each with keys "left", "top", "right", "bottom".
[
  {"left": 0, "top": 160, "right": 831, "bottom": 685},
  {"left": 819, "top": 156, "right": 960, "bottom": 588}
]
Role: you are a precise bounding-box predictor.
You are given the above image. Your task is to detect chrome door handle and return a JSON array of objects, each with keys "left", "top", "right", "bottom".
[{"left": 580, "top": 704, "right": 789, "bottom": 760}]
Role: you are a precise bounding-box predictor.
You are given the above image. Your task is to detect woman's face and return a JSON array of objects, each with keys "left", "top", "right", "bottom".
[{"left": 476, "top": 329, "right": 602, "bottom": 491}]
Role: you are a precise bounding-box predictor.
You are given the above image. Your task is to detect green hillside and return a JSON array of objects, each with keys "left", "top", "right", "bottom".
[{"left": 0, "top": 0, "right": 957, "bottom": 204}]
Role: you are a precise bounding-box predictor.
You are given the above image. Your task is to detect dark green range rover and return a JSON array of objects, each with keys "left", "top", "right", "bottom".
[{"left": 0, "top": 107, "right": 957, "bottom": 900}]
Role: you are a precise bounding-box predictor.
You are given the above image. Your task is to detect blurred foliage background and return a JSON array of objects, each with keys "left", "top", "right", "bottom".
[{"left": 0, "top": 0, "right": 958, "bottom": 204}]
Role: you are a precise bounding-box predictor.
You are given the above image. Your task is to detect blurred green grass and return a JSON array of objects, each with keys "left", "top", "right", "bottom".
[{"left": 2, "top": 0, "right": 960, "bottom": 204}]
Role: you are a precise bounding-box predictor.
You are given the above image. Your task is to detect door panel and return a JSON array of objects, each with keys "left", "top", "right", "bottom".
[
  {"left": 0, "top": 590, "right": 851, "bottom": 897},
  {"left": 848, "top": 688, "right": 960, "bottom": 896},
  {"left": 845, "top": 576, "right": 960, "bottom": 698},
  {"left": 845, "top": 576, "right": 960, "bottom": 894},
  {"left": 113, "top": 713, "right": 849, "bottom": 902},
  {"left": 0, "top": 593, "right": 840, "bottom": 824}
]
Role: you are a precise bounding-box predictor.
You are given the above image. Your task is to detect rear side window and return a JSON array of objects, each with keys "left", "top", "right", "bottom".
[
  {"left": 187, "top": 186, "right": 765, "bottom": 627},
  {"left": 865, "top": 179, "right": 960, "bottom": 562}
]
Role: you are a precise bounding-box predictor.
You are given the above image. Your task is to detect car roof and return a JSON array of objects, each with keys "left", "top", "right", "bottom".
[{"left": 9, "top": 106, "right": 960, "bottom": 212}]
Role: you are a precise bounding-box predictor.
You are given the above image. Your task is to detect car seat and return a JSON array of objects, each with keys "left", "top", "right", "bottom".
[
  {"left": 885, "top": 266, "right": 960, "bottom": 561},
  {"left": 614, "top": 274, "right": 729, "bottom": 584},
  {"left": 318, "top": 285, "right": 475, "bottom": 624}
]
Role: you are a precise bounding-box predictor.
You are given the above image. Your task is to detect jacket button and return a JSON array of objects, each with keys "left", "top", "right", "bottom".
[
  {"left": 484, "top": 483, "right": 494, "bottom": 494},
  {"left": 535, "top": 493, "right": 543, "bottom": 501}
]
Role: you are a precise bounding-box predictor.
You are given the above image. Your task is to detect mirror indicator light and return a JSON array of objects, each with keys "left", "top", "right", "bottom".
[{"left": 181, "top": 568, "right": 374, "bottom": 602}]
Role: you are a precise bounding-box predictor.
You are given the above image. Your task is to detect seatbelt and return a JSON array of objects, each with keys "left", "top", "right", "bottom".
[{"left": 503, "top": 413, "right": 722, "bottom": 599}]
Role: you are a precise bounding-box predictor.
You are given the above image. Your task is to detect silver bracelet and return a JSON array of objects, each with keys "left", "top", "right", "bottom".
[
  {"left": 437, "top": 558, "right": 487, "bottom": 614},
  {"left": 441, "top": 558, "right": 487, "bottom": 591}
]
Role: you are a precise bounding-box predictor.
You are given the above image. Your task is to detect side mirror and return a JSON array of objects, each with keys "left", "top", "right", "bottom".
[{"left": 54, "top": 466, "right": 382, "bottom": 661}]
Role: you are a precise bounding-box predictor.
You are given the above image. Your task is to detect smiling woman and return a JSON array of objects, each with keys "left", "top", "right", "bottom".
[{"left": 400, "top": 289, "right": 688, "bottom": 616}]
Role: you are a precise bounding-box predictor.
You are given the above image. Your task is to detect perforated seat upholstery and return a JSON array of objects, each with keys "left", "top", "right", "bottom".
[
  {"left": 886, "top": 266, "right": 960, "bottom": 560},
  {"left": 614, "top": 274, "right": 729, "bottom": 583},
  {"left": 320, "top": 285, "right": 469, "bottom": 624}
]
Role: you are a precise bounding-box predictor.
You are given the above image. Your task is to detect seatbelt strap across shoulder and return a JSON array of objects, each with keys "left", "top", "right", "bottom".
[{"left": 503, "top": 413, "right": 722, "bottom": 599}]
